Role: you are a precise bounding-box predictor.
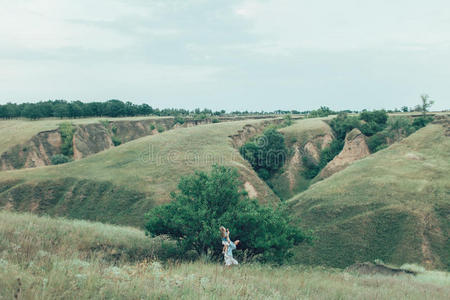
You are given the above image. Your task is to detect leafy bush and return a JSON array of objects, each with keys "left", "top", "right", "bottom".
[
  {"left": 367, "top": 132, "right": 388, "bottom": 152},
  {"left": 99, "top": 119, "right": 109, "bottom": 128},
  {"left": 145, "top": 165, "right": 308, "bottom": 264},
  {"left": 282, "top": 114, "right": 293, "bottom": 127},
  {"left": 412, "top": 116, "right": 433, "bottom": 130},
  {"left": 59, "top": 122, "right": 75, "bottom": 156},
  {"left": 212, "top": 118, "right": 220, "bottom": 123},
  {"left": 329, "top": 113, "right": 361, "bottom": 140},
  {"left": 150, "top": 124, "right": 156, "bottom": 130},
  {"left": 173, "top": 115, "right": 185, "bottom": 125},
  {"left": 309, "top": 106, "right": 334, "bottom": 118},
  {"left": 240, "top": 128, "right": 288, "bottom": 179},
  {"left": 51, "top": 154, "right": 72, "bottom": 165},
  {"left": 359, "top": 110, "right": 388, "bottom": 125},
  {"left": 157, "top": 125, "right": 165, "bottom": 133},
  {"left": 112, "top": 136, "right": 122, "bottom": 146}
]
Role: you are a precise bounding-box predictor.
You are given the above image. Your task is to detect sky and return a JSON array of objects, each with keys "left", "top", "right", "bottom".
[{"left": 1, "top": 0, "right": 449, "bottom": 111}]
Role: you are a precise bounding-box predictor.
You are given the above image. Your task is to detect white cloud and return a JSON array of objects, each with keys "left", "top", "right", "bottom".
[{"left": 234, "top": 0, "right": 450, "bottom": 53}]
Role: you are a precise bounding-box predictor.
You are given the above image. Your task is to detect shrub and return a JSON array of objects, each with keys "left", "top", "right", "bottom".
[
  {"left": 309, "top": 106, "right": 334, "bottom": 118},
  {"left": 212, "top": 118, "right": 220, "bottom": 123},
  {"left": 51, "top": 154, "right": 72, "bottom": 165},
  {"left": 412, "top": 116, "right": 433, "bottom": 130},
  {"left": 329, "top": 113, "right": 361, "bottom": 140},
  {"left": 99, "top": 119, "right": 109, "bottom": 128},
  {"left": 59, "top": 122, "right": 75, "bottom": 156},
  {"left": 240, "top": 128, "right": 288, "bottom": 178},
  {"left": 157, "top": 125, "right": 165, "bottom": 133},
  {"left": 111, "top": 136, "right": 122, "bottom": 146},
  {"left": 145, "top": 165, "right": 308, "bottom": 264},
  {"left": 282, "top": 115, "right": 293, "bottom": 127},
  {"left": 359, "top": 110, "right": 388, "bottom": 125},
  {"left": 150, "top": 124, "right": 156, "bottom": 130},
  {"left": 367, "top": 132, "right": 387, "bottom": 152},
  {"left": 174, "top": 115, "right": 185, "bottom": 125}
]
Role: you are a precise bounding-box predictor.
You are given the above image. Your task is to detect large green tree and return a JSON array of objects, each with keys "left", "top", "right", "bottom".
[{"left": 145, "top": 165, "right": 308, "bottom": 264}]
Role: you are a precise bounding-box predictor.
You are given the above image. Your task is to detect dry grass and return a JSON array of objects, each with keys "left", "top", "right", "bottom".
[{"left": 1, "top": 211, "right": 448, "bottom": 300}]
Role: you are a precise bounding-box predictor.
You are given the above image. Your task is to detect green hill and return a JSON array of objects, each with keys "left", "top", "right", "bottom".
[
  {"left": 0, "top": 119, "right": 279, "bottom": 227},
  {"left": 287, "top": 123, "right": 449, "bottom": 270}
]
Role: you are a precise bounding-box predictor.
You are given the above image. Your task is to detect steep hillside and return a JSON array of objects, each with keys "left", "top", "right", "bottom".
[
  {"left": 288, "top": 123, "right": 449, "bottom": 270},
  {"left": 267, "top": 118, "right": 335, "bottom": 199},
  {"left": 0, "top": 119, "right": 280, "bottom": 227}
]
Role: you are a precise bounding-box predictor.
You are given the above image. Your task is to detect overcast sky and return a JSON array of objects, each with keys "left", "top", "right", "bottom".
[{"left": 1, "top": 0, "right": 449, "bottom": 111}]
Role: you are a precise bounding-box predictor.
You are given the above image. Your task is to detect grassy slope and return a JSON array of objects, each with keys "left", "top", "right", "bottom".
[
  {"left": 1, "top": 211, "right": 448, "bottom": 300},
  {"left": 0, "top": 116, "right": 169, "bottom": 155},
  {"left": 288, "top": 124, "right": 450, "bottom": 270},
  {"left": 0, "top": 120, "right": 279, "bottom": 227},
  {"left": 279, "top": 117, "right": 333, "bottom": 145},
  {"left": 268, "top": 118, "right": 334, "bottom": 200}
]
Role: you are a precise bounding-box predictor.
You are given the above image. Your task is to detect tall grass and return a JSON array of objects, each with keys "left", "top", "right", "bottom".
[{"left": 1, "top": 211, "right": 448, "bottom": 299}]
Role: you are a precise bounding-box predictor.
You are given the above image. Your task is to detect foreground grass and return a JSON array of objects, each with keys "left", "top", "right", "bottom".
[{"left": 1, "top": 211, "right": 448, "bottom": 300}]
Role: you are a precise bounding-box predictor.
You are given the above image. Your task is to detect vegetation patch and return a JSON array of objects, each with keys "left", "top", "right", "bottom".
[
  {"left": 59, "top": 122, "right": 75, "bottom": 157},
  {"left": 146, "top": 165, "right": 309, "bottom": 264}
]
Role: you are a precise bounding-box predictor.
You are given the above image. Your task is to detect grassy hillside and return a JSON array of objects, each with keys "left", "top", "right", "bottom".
[
  {"left": 0, "top": 120, "right": 279, "bottom": 227},
  {"left": 1, "top": 211, "right": 448, "bottom": 299},
  {"left": 288, "top": 123, "right": 450, "bottom": 270}
]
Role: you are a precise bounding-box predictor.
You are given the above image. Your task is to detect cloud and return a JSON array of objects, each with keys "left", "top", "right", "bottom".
[{"left": 234, "top": 0, "right": 450, "bottom": 53}]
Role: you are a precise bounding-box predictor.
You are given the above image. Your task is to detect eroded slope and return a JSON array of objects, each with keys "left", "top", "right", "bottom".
[{"left": 288, "top": 123, "right": 449, "bottom": 270}]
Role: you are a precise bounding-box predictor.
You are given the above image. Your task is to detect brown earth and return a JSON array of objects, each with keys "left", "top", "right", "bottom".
[{"left": 318, "top": 128, "right": 370, "bottom": 179}]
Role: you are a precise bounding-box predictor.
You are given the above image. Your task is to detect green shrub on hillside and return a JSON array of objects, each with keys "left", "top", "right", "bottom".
[
  {"left": 412, "top": 116, "right": 434, "bottom": 130},
  {"left": 240, "top": 128, "right": 288, "bottom": 180},
  {"left": 309, "top": 106, "right": 334, "bottom": 118},
  {"left": 329, "top": 113, "right": 361, "bottom": 140},
  {"left": 157, "top": 124, "right": 165, "bottom": 133},
  {"left": 212, "top": 118, "right": 220, "bottom": 123},
  {"left": 51, "top": 154, "right": 72, "bottom": 165},
  {"left": 59, "top": 122, "right": 75, "bottom": 156},
  {"left": 145, "top": 165, "right": 308, "bottom": 264},
  {"left": 150, "top": 123, "right": 156, "bottom": 130},
  {"left": 174, "top": 115, "right": 186, "bottom": 125},
  {"left": 112, "top": 136, "right": 122, "bottom": 146}
]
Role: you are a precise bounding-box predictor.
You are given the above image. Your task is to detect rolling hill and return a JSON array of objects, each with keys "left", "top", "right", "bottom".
[
  {"left": 288, "top": 123, "right": 449, "bottom": 270},
  {"left": 0, "top": 119, "right": 279, "bottom": 227}
]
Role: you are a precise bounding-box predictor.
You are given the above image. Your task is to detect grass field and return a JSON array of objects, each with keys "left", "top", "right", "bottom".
[
  {"left": 288, "top": 123, "right": 450, "bottom": 270},
  {"left": 0, "top": 119, "right": 279, "bottom": 227},
  {"left": 1, "top": 211, "right": 448, "bottom": 300}
]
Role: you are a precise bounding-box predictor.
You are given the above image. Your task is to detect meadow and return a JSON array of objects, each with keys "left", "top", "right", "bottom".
[{"left": 1, "top": 211, "right": 448, "bottom": 300}]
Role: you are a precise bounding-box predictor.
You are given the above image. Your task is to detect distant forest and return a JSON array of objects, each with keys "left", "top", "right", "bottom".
[
  {"left": 0, "top": 99, "right": 426, "bottom": 120},
  {"left": 0, "top": 99, "right": 340, "bottom": 120}
]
